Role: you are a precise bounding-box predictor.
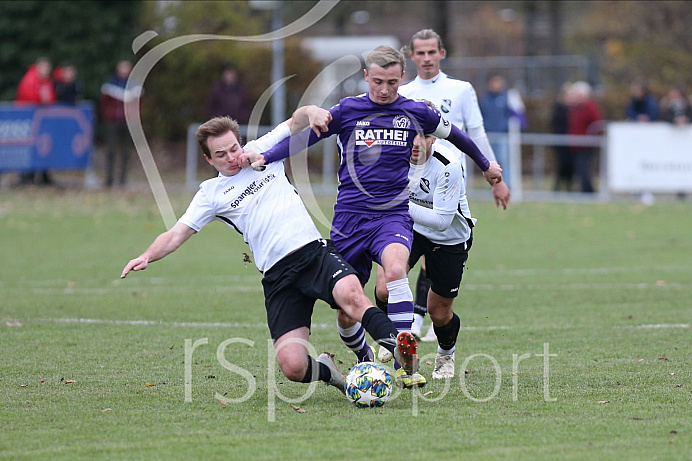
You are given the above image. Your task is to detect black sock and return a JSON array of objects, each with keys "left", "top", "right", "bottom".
[
  {"left": 414, "top": 268, "right": 431, "bottom": 316},
  {"left": 374, "top": 286, "right": 388, "bottom": 313},
  {"left": 434, "top": 313, "right": 461, "bottom": 351},
  {"left": 361, "top": 306, "right": 397, "bottom": 354},
  {"left": 300, "top": 355, "right": 331, "bottom": 383}
]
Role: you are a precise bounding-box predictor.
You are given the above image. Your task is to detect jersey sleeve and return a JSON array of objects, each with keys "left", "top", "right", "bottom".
[
  {"left": 177, "top": 188, "right": 216, "bottom": 232},
  {"left": 244, "top": 121, "right": 291, "bottom": 153},
  {"left": 460, "top": 84, "right": 485, "bottom": 130},
  {"left": 262, "top": 105, "right": 340, "bottom": 163},
  {"left": 408, "top": 160, "right": 461, "bottom": 231}
]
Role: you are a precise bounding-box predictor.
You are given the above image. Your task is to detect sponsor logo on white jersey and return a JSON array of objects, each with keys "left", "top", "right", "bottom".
[
  {"left": 223, "top": 186, "right": 235, "bottom": 194},
  {"left": 392, "top": 115, "right": 411, "bottom": 129},
  {"left": 354, "top": 128, "right": 408, "bottom": 148}
]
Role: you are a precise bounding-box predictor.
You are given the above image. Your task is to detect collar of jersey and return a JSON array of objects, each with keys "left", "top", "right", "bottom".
[{"left": 416, "top": 71, "right": 447, "bottom": 86}]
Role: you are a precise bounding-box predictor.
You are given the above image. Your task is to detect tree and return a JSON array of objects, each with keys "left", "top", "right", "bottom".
[
  {"left": 0, "top": 1, "right": 143, "bottom": 102},
  {"left": 136, "top": 1, "right": 323, "bottom": 141}
]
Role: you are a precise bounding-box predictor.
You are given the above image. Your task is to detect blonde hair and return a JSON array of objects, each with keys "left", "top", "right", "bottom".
[
  {"left": 365, "top": 45, "right": 405, "bottom": 74},
  {"left": 196, "top": 116, "right": 241, "bottom": 158}
]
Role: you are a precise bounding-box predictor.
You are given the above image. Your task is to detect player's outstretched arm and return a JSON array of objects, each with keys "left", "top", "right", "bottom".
[
  {"left": 120, "top": 222, "right": 196, "bottom": 279},
  {"left": 290, "top": 105, "right": 332, "bottom": 136}
]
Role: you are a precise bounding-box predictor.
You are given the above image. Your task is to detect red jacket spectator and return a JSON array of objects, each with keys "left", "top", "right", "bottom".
[{"left": 15, "top": 60, "right": 56, "bottom": 105}]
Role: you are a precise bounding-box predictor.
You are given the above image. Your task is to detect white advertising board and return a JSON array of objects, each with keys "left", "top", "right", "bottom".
[{"left": 607, "top": 122, "right": 692, "bottom": 192}]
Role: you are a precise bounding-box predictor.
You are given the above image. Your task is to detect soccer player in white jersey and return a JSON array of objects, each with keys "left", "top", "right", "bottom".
[
  {"left": 377, "top": 106, "right": 475, "bottom": 379},
  {"left": 120, "top": 108, "right": 415, "bottom": 397},
  {"left": 397, "top": 29, "right": 510, "bottom": 342}
]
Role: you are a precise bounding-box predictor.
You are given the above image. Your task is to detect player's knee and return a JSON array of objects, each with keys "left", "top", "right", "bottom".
[
  {"left": 278, "top": 356, "right": 308, "bottom": 382},
  {"left": 334, "top": 277, "right": 368, "bottom": 312}
]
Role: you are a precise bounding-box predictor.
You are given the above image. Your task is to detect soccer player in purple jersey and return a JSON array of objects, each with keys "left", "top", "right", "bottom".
[{"left": 241, "top": 46, "right": 503, "bottom": 388}]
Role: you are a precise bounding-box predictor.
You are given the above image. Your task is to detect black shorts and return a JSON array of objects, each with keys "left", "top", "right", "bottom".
[
  {"left": 408, "top": 231, "right": 472, "bottom": 299},
  {"left": 261, "top": 239, "right": 357, "bottom": 340}
]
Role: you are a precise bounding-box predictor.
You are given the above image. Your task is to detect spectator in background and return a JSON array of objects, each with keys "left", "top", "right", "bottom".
[
  {"left": 15, "top": 57, "right": 56, "bottom": 186},
  {"left": 626, "top": 79, "right": 658, "bottom": 122},
  {"left": 101, "top": 60, "right": 141, "bottom": 188},
  {"left": 567, "top": 81, "right": 603, "bottom": 193},
  {"left": 206, "top": 65, "right": 251, "bottom": 123},
  {"left": 16, "top": 57, "right": 56, "bottom": 105},
  {"left": 660, "top": 85, "right": 692, "bottom": 126},
  {"left": 479, "top": 75, "right": 526, "bottom": 189},
  {"left": 53, "top": 64, "right": 83, "bottom": 105},
  {"left": 551, "top": 82, "right": 573, "bottom": 191}
]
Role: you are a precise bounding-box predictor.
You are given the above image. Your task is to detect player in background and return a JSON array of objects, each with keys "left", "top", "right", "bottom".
[
  {"left": 241, "top": 46, "right": 503, "bottom": 388},
  {"left": 395, "top": 29, "right": 511, "bottom": 343},
  {"left": 376, "top": 100, "right": 475, "bottom": 379},
  {"left": 120, "top": 107, "right": 412, "bottom": 397}
]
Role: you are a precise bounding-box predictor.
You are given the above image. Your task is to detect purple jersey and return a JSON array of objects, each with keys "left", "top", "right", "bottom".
[
  {"left": 328, "top": 94, "right": 444, "bottom": 213},
  {"left": 262, "top": 94, "right": 490, "bottom": 214}
]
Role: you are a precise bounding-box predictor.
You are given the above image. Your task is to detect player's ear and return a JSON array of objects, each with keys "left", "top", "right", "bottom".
[
  {"left": 363, "top": 69, "right": 368, "bottom": 80},
  {"left": 440, "top": 48, "right": 446, "bottom": 59}
]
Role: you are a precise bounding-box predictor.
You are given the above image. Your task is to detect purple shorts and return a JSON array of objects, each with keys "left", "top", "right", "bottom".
[{"left": 330, "top": 211, "right": 413, "bottom": 285}]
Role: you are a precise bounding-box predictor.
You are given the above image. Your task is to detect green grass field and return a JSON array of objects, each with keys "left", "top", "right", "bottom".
[{"left": 1, "top": 187, "right": 690, "bottom": 460}]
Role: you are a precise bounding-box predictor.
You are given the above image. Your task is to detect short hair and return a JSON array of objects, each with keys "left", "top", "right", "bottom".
[
  {"left": 405, "top": 29, "right": 444, "bottom": 55},
  {"left": 417, "top": 98, "right": 437, "bottom": 110},
  {"left": 365, "top": 46, "right": 405, "bottom": 74},
  {"left": 196, "top": 116, "right": 241, "bottom": 158}
]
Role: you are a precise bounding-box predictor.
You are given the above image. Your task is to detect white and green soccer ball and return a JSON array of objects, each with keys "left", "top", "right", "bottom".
[{"left": 344, "top": 361, "right": 393, "bottom": 408}]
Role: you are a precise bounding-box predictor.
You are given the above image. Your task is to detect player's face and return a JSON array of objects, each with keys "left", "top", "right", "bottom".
[
  {"left": 410, "top": 38, "right": 445, "bottom": 80},
  {"left": 410, "top": 134, "right": 435, "bottom": 165},
  {"left": 364, "top": 64, "right": 403, "bottom": 105},
  {"left": 205, "top": 130, "right": 243, "bottom": 176}
]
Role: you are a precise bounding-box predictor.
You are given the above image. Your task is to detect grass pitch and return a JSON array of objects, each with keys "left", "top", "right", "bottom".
[{"left": 1, "top": 187, "right": 690, "bottom": 460}]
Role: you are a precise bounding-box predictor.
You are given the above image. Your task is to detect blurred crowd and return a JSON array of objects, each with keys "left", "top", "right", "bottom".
[{"left": 550, "top": 78, "right": 692, "bottom": 193}]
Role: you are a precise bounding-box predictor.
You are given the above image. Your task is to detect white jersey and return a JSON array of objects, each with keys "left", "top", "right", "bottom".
[
  {"left": 408, "top": 143, "right": 475, "bottom": 245},
  {"left": 399, "top": 71, "right": 496, "bottom": 171},
  {"left": 178, "top": 122, "right": 322, "bottom": 273}
]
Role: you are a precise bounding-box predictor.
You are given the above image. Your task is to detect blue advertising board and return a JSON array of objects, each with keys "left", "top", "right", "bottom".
[{"left": 0, "top": 102, "right": 94, "bottom": 172}]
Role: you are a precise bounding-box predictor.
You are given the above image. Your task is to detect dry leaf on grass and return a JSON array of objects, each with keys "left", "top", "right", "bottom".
[
  {"left": 598, "top": 400, "right": 610, "bottom": 404},
  {"left": 424, "top": 390, "right": 434, "bottom": 396},
  {"left": 19, "top": 384, "right": 28, "bottom": 387},
  {"left": 102, "top": 408, "right": 112, "bottom": 412},
  {"left": 39, "top": 377, "right": 44, "bottom": 383},
  {"left": 145, "top": 382, "right": 156, "bottom": 387},
  {"left": 64, "top": 379, "right": 75, "bottom": 384},
  {"left": 636, "top": 358, "right": 644, "bottom": 362},
  {"left": 659, "top": 356, "right": 669, "bottom": 361},
  {"left": 219, "top": 400, "right": 228, "bottom": 406},
  {"left": 290, "top": 404, "right": 306, "bottom": 413}
]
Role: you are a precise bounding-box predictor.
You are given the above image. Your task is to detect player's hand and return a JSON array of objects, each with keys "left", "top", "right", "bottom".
[
  {"left": 492, "top": 181, "right": 511, "bottom": 210},
  {"left": 306, "top": 106, "right": 332, "bottom": 137},
  {"left": 238, "top": 150, "right": 266, "bottom": 171},
  {"left": 121, "top": 258, "right": 148, "bottom": 279},
  {"left": 483, "top": 161, "right": 503, "bottom": 186}
]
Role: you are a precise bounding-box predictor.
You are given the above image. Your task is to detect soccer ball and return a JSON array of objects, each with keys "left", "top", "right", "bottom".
[{"left": 344, "top": 362, "right": 393, "bottom": 408}]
